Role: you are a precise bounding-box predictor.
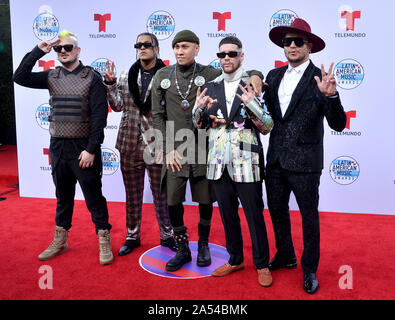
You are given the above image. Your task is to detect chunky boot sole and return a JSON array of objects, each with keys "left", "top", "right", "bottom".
[
  {"left": 38, "top": 244, "right": 69, "bottom": 261},
  {"left": 165, "top": 254, "right": 192, "bottom": 271},
  {"left": 100, "top": 255, "right": 114, "bottom": 265}
]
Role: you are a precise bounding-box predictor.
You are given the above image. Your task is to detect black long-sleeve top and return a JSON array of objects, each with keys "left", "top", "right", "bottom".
[{"left": 13, "top": 46, "right": 108, "bottom": 160}]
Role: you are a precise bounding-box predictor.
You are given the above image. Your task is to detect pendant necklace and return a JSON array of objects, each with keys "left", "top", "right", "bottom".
[{"left": 175, "top": 62, "right": 196, "bottom": 110}]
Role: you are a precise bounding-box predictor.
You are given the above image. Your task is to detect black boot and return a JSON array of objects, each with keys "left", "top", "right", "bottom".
[
  {"left": 197, "top": 224, "right": 211, "bottom": 267},
  {"left": 165, "top": 228, "right": 192, "bottom": 271},
  {"left": 160, "top": 237, "right": 178, "bottom": 252},
  {"left": 118, "top": 238, "right": 141, "bottom": 256}
]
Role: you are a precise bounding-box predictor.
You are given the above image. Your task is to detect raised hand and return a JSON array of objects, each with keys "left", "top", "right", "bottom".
[
  {"left": 196, "top": 87, "right": 210, "bottom": 109},
  {"left": 38, "top": 39, "right": 60, "bottom": 54},
  {"left": 246, "top": 74, "right": 262, "bottom": 97},
  {"left": 314, "top": 62, "right": 337, "bottom": 96},
  {"left": 103, "top": 60, "right": 117, "bottom": 83},
  {"left": 236, "top": 83, "right": 255, "bottom": 105}
]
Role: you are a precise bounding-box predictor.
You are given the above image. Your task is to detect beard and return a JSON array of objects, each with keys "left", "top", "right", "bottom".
[
  {"left": 285, "top": 51, "right": 309, "bottom": 66},
  {"left": 287, "top": 56, "right": 305, "bottom": 65},
  {"left": 222, "top": 59, "right": 242, "bottom": 74},
  {"left": 60, "top": 56, "right": 79, "bottom": 68}
]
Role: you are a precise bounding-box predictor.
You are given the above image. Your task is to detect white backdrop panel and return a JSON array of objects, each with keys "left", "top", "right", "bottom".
[{"left": 10, "top": 0, "right": 395, "bottom": 214}]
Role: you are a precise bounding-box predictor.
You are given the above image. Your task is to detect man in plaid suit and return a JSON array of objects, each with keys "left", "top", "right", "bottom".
[{"left": 104, "top": 33, "right": 176, "bottom": 256}]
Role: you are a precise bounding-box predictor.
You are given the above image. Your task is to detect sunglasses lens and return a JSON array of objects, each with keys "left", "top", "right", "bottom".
[
  {"left": 135, "top": 42, "right": 154, "bottom": 49},
  {"left": 63, "top": 45, "right": 74, "bottom": 52},
  {"left": 53, "top": 45, "right": 74, "bottom": 52},
  {"left": 294, "top": 38, "right": 305, "bottom": 46},
  {"left": 282, "top": 37, "right": 306, "bottom": 47},
  {"left": 216, "top": 51, "right": 240, "bottom": 58}
]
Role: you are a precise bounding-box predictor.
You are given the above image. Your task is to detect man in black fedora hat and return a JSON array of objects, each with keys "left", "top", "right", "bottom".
[{"left": 264, "top": 18, "right": 347, "bottom": 294}]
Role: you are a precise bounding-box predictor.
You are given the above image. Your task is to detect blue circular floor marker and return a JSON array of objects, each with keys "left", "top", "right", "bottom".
[{"left": 139, "top": 241, "right": 229, "bottom": 279}]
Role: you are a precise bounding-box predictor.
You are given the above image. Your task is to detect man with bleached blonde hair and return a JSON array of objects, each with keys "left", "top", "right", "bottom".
[{"left": 13, "top": 30, "right": 114, "bottom": 265}]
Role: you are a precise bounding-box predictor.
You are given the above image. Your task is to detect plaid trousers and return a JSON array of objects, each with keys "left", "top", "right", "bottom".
[{"left": 120, "top": 140, "right": 173, "bottom": 241}]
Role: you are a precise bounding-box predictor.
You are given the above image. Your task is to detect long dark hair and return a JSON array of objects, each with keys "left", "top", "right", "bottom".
[{"left": 134, "top": 32, "right": 160, "bottom": 59}]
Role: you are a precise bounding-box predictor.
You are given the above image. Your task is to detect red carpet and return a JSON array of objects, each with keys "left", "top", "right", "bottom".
[
  {"left": 0, "top": 145, "right": 395, "bottom": 300},
  {"left": 0, "top": 145, "right": 18, "bottom": 186}
]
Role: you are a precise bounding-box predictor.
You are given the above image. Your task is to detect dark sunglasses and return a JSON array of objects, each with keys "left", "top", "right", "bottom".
[
  {"left": 282, "top": 37, "right": 309, "bottom": 47},
  {"left": 53, "top": 44, "right": 75, "bottom": 53},
  {"left": 216, "top": 51, "right": 242, "bottom": 59},
  {"left": 134, "top": 42, "right": 156, "bottom": 49}
]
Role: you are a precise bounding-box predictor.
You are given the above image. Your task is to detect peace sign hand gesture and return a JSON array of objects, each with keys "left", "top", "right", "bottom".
[
  {"left": 104, "top": 60, "right": 117, "bottom": 83},
  {"left": 38, "top": 39, "right": 60, "bottom": 54},
  {"left": 236, "top": 83, "right": 255, "bottom": 105},
  {"left": 196, "top": 87, "right": 215, "bottom": 110},
  {"left": 314, "top": 62, "right": 337, "bottom": 96}
]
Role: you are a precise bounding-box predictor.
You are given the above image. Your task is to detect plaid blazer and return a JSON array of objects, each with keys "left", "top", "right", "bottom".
[{"left": 106, "top": 69, "right": 153, "bottom": 154}]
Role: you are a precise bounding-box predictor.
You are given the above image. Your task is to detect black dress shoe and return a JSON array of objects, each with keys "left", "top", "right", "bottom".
[
  {"left": 160, "top": 237, "right": 178, "bottom": 252},
  {"left": 268, "top": 254, "right": 297, "bottom": 271},
  {"left": 118, "top": 239, "right": 141, "bottom": 256},
  {"left": 304, "top": 273, "right": 319, "bottom": 294}
]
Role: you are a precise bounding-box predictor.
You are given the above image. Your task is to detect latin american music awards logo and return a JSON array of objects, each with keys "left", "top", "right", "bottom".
[
  {"left": 146, "top": 11, "right": 175, "bottom": 40},
  {"left": 329, "top": 156, "right": 360, "bottom": 185},
  {"left": 209, "top": 59, "right": 222, "bottom": 70},
  {"left": 33, "top": 6, "right": 59, "bottom": 41},
  {"left": 35, "top": 103, "right": 51, "bottom": 130},
  {"left": 333, "top": 59, "right": 364, "bottom": 90},
  {"left": 269, "top": 9, "right": 298, "bottom": 29},
  {"left": 91, "top": 58, "right": 117, "bottom": 78},
  {"left": 101, "top": 148, "right": 119, "bottom": 175}
]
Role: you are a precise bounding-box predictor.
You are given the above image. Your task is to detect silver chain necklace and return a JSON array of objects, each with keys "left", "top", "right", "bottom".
[{"left": 175, "top": 62, "right": 196, "bottom": 110}]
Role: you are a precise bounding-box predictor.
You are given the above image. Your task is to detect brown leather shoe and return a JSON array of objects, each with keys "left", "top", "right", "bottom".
[
  {"left": 258, "top": 268, "right": 273, "bottom": 287},
  {"left": 211, "top": 262, "right": 245, "bottom": 277}
]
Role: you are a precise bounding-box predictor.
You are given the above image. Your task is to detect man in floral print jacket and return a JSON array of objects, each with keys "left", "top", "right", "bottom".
[{"left": 193, "top": 36, "right": 274, "bottom": 287}]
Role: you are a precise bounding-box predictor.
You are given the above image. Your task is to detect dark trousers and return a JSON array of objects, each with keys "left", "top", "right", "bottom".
[
  {"left": 120, "top": 142, "right": 172, "bottom": 241},
  {"left": 265, "top": 162, "right": 321, "bottom": 273},
  {"left": 211, "top": 169, "right": 270, "bottom": 269},
  {"left": 51, "top": 153, "right": 111, "bottom": 232}
]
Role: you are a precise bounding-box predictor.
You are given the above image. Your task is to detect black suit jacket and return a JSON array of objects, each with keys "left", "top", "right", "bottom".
[{"left": 264, "top": 61, "right": 346, "bottom": 173}]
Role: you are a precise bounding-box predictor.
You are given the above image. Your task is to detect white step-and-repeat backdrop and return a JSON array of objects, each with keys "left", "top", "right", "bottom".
[{"left": 10, "top": 0, "right": 395, "bottom": 215}]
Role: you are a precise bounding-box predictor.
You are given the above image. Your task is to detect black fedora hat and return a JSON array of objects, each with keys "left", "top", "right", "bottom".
[{"left": 269, "top": 18, "right": 325, "bottom": 53}]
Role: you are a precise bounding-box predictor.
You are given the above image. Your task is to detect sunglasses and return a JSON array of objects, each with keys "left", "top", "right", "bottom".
[
  {"left": 134, "top": 42, "right": 156, "bottom": 49},
  {"left": 216, "top": 51, "right": 242, "bottom": 59},
  {"left": 282, "top": 37, "right": 309, "bottom": 47},
  {"left": 53, "top": 44, "right": 75, "bottom": 53}
]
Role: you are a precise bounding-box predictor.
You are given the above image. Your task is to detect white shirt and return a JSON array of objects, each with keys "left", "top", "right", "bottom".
[
  {"left": 223, "top": 67, "right": 244, "bottom": 116},
  {"left": 278, "top": 59, "right": 310, "bottom": 117}
]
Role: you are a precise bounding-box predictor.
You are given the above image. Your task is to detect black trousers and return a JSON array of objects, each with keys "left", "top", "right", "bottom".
[
  {"left": 51, "top": 153, "right": 111, "bottom": 232},
  {"left": 265, "top": 162, "right": 321, "bottom": 273},
  {"left": 211, "top": 169, "right": 269, "bottom": 269}
]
